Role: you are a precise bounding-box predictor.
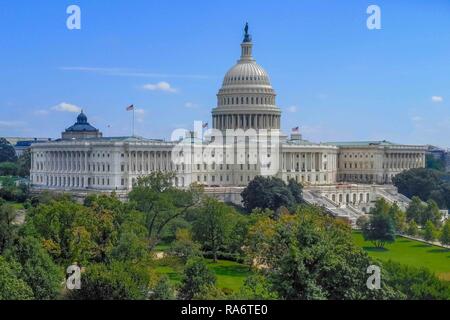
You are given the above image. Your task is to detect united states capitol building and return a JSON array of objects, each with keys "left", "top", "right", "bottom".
[{"left": 30, "top": 26, "right": 427, "bottom": 223}]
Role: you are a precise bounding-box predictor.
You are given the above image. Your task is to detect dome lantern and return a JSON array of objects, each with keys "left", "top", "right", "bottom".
[{"left": 240, "top": 23, "right": 253, "bottom": 61}]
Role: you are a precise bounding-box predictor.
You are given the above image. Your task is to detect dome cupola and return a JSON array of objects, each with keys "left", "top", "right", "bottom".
[
  {"left": 212, "top": 24, "right": 281, "bottom": 131},
  {"left": 61, "top": 111, "right": 103, "bottom": 140},
  {"left": 76, "top": 111, "right": 88, "bottom": 124}
]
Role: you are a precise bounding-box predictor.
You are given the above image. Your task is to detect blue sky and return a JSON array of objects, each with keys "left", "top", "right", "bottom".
[{"left": 0, "top": 0, "right": 449, "bottom": 148}]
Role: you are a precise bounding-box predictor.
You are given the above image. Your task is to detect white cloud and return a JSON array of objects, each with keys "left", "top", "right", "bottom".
[
  {"left": 51, "top": 102, "right": 82, "bottom": 113},
  {"left": 287, "top": 106, "right": 298, "bottom": 113},
  {"left": 431, "top": 96, "right": 443, "bottom": 103},
  {"left": 184, "top": 102, "right": 198, "bottom": 109},
  {"left": 142, "top": 81, "right": 177, "bottom": 93}
]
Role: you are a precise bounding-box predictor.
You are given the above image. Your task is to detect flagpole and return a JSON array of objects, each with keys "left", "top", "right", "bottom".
[{"left": 132, "top": 108, "right": 135, "bottom": 137}]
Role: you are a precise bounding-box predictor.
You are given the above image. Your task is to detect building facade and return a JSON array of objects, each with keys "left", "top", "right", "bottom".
[
  {"left": 30, "top": 26, "right": 427, "bottom": 214},
  {"left": 329, "top": 141, "right": 426, "bottom": 184}
]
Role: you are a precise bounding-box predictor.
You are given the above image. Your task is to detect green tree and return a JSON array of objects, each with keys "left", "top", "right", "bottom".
[
  {"left": 440, "top": 220, "right": 450, "bottom": 247},
  {"left": 245, "top": 207, "right": 402, "bottom": 299},
  {"left": 406, "top": 196, "right": 426, "bottom": 223},
  {"left": 0, "top": 138, "right": 17, "bottom": 163},
  {"left": 370, "top": 198, "right": 390, "bottom": 216},
  {"left": 241, "top": 176, "right": 298, "bottom": 212},
  {"left": 362, "top": 212, "right": 396, "bottom": 248},
  {"left": 16, "top": 150, "right": 31, "bottom": 177},
  {"left": 423, "top": 221, "right": 436, "bottom": 242},
  {"left": 0, "top": 204, "right": 18, "bottom": 254},
  {"left": 68, "top": 261, "right": 150, "bottom": 300},
  {"left": 235, "top": 274, "right": 278, "bottom": 300},
  {"left": 178, "top": 258, "right": 216, "bottom": 300},
  {"left": 128, "top": 172, "right": 203, "bottom": 250},
  {"left": 393, "top": 168, "right": 449, "bottom": 209},
  {"left": 169, "top": 228, "right": 201, "bottom": 262},
  {"left": 110, "top": 222, "right": 148, "bottom": 263},
  {"left": 384, "top": 261, "right": 450, "bottom": 299},
  {"left": 422, "top": 199, "right": 442, "bottom": 227},
  {"left": 192, "top": 198, "right": 233, "bottom": 262},
  {"left": 27, "top": 198, "right": 120, "bottom": 265},
  {"left": 356, "top": 215, "right": 369, "bottom": 229},
  {"left": 26, "top": 199, "right": 99, "bottom": 265},
  {"left": 151, "top": 276, "right": 175, "bottom": 300},
  {"left": 0, "top": 256, "right": 34, "bottom": 300},
  {"left": 6, "top": 236, "right": 62, "bottom": 299},
  {"left": 287, "top": 179, "right": 303, "bottom": 203},
  {"left": 0, "top": 161, "right": 18, "bottom": 176},
  {"left": 406, "top": 221, "right": 419, "bottom": 237},
  {"left": 388, "top": 203, "right": 407, "bottom": 233}
]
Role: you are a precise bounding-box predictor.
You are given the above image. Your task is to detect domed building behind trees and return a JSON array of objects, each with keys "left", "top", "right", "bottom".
[{"left": 29, "top": 24, "right": 427, "bottom": 224}]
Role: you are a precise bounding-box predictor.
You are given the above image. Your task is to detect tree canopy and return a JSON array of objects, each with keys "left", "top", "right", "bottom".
[
  {"left": 241, "top": 176, "right": 302, "bottom": 212},
  {"left": 0, "top": 138, "right": 17, "bottom": 163},
  {"left": 393, "top": 168, "right": 450, "bottom": 209},
  {"left": 245, "top": 206, "right": 402, "bottom": 299}
]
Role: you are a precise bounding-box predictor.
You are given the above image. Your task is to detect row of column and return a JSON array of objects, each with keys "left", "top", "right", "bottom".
[
  {"left": 33, "top": 151, "right": 91, "bottom": 173},
  {"left": 282, "top": 152, "right": 334, "bottom": 172},
  {"left": 212, "top": 114, "right": 280, "bottom": 130},
  {"left": 127, "top": 150, "right": 174, "bottom": 173},
  {"left": 385, "top": 153, "right": 425, "bottom": 169}
]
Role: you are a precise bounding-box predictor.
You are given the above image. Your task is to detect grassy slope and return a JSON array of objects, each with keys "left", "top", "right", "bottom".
[
  {"left": 353, "top": 231, "right": 450, "bottom": 280},
  {"left": 152, "top": 254, "right": 252, "bottom": 292}
]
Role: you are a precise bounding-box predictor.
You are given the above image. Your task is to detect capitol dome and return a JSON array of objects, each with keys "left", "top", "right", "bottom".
[
  {"left": 222, "top": 62, "right": 271, "bottom": 88},
  {"left": 212, "top": 24, "right": 281, "bottom": 131}
]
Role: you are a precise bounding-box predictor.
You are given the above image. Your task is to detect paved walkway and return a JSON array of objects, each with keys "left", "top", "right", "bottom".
[{"left": 399, "top": 234, "right": 449, "bottom": 249}]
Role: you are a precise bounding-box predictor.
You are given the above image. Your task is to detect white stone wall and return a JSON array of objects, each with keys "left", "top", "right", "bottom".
[{"left": 336, "top": 145, "right": 426, "bottom": 184}]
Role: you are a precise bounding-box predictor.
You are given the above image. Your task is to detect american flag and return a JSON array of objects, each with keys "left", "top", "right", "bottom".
[
  {"left": 126, "top": 104, "right": 134, "bottom": 111},
  {"left": 202, "top": 122, "right": 208, "bottom": 128},
  {"left": 292, "top": 126, "right": 299, "bottom": 133}
]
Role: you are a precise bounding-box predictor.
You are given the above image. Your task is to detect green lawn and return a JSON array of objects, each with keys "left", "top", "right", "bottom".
[
  {"left": 353, "top": 231, "right": 450, "bottom": 280},
  {"left": 152, "top": 256, "right": 252, "bottom": 292},
  {"left": 154, "top": 242, "right": 171, "bottom": 252},
  {"left": 206, "top": 259, "right": 252, "bottom": 291},
  {"left": 7, "top": 201, "right": 24, "bottom": 210}
]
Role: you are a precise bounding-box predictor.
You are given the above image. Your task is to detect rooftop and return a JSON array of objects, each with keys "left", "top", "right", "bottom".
[{"left": 324, "top": 140, "right": 397, "bottom": 147}]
